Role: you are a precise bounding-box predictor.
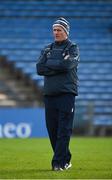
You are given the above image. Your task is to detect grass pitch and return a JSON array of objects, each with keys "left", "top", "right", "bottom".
[{"left": 0, "top": 137, "right": 112, "bottom": 179}]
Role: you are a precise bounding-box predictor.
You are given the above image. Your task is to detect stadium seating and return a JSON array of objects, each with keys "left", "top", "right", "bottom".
[{"left": 0, "top": 0, "right": 112, "bottom": 135}]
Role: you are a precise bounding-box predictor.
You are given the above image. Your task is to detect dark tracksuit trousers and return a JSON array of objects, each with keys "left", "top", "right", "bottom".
[{"left": 44, "top": 93, "right": 75, "bottom": 168}]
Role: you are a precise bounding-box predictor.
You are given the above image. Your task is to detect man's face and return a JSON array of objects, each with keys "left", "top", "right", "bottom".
[{"left": 53, "top": 26, "right": 67, "bottom": 42}]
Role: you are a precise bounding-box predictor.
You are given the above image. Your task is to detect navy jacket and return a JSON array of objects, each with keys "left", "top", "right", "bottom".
[{"left": 36, "top": 39, "right": 79, "bottom": 96}]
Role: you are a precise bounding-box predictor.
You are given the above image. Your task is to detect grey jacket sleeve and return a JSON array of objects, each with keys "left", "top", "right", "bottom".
[
  {"left": 45, "top": 44, "right": 79, "bottom": 72},
  {"left": 36, "top": 48, "right": 59, "bottom": 76}
]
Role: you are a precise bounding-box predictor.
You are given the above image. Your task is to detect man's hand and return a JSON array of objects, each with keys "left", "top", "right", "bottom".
[{"left": 64, "top": 54, "right": 70, "bottom": 60}]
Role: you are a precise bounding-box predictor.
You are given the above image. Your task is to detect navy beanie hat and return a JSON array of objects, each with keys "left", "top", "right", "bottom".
[{"left": 53, "top": 17, "right": 70, "bottom": 36}]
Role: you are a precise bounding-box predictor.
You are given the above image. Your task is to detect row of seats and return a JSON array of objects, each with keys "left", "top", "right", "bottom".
[
  {"left": 0, "top": 18, "right": 111, "bottom": 25},
  {"left": 1, "top": 0, "right": 111, "bottom": 4},
  {"left": 14, "top": 61, "right": 112, "bottom": 70},
  {"left": 1, "top": 48, "right": 112, "bottom": 56},
  {"left": 1, "top": 38, "right": 111, "bottom": 45},
  {"left": 13, "top": 63, "right": 112, "bottom": 80},
  {"left": 0, "top": 11, "right": 111, "bottom": 17},
  {"left": 3, "top": 54, "right": 111, "bottom": 62},
  {"left": 0, "top": 3, "right": 111, "bottom": 7},
  {"left": 75, "top": 105, "right": 112, "bottom": 114}
]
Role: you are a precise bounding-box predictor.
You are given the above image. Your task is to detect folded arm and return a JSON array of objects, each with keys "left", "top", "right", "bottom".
[
  {"left": 45, "top": 44, "right": 79, "bottom": 72},
  {"left": 36, "top": 44, "right": 80, "bottom": 76},
  {"left": 36, "top": 47, "right": 62, "bottom": 76}
]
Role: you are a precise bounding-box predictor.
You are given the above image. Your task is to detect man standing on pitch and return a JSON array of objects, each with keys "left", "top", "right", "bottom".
[{"left": 36, "top": 17, "right": 80, "bottom": 171}]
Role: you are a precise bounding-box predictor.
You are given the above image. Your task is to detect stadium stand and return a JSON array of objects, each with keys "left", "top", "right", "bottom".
[
  {"left": 0, "top": 0, "right": 112, "bottom": 135},
  {"left": 0, "top": 56, "right": 41, "bottom": 107}
]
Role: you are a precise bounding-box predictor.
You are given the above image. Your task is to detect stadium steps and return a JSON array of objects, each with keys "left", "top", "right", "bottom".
[
  {"left": 0, "top": 62, "right": 17, "bottom": 107},
  {"left": 0, "top": 57, "right": 42, "bottom": 107}
]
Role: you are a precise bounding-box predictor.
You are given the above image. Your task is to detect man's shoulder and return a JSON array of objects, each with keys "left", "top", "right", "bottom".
[
  {"left": 66, "top": 40, "right": 78, "bottom": 51},
  {"left": 40, "top": 43, "right": 53, "bottom": 54},
  {"left": 68, "top": 39, "right": 78, "bottom": 47},
  {"left": 67, "top": 40, "right": 80, "bottom": 56},
  {"left": 68, "top": 41, "right": 80, "bottom": 54},
  {"left": 44, "top": 43, "right": 53, "bottom": 50}
]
